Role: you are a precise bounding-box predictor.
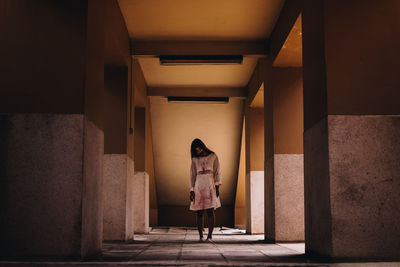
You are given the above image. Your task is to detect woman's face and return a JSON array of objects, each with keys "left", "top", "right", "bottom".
[{"left": 195, "top": 147, "right": 204, "bottom": 156}]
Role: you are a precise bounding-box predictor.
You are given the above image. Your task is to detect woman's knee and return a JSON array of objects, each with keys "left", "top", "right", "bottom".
[{"left": 206, "top": 208, "right": 214, "bottom": 217}]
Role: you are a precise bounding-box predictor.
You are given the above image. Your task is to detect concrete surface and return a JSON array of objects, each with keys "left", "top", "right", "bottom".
[
  {"left": 0, "top": 114, "right": 103, "bottom": 259},
  {"left": 274, "top": 154, "right": 304, "bottom": 241},
  {"left": 103, "top": 154, "right": 134, "bottom": 241},
  {"left": 133, "top": 172, "right": 150, "bottom": 233},
  {"left": 82, "top": 117, "right": 104, "bottom": 259},
  {"left": 246, "top": 171, "right": 265, "bottom": 234},
  {"left": 1, "top": 227, "right": 399, "bottom": 266},
  {"left": 305, "top": 115, "right": 400, "bottom": 260},
  {"left": 328, "top": 115, "right": 400, "bottom": 259},
  {"left": 304, "top": 117, "right": 332, "bottom": 257}
]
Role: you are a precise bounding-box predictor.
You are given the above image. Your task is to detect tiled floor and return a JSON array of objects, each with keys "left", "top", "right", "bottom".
[
  {"left": 102, "top": 227, "right": 308, "bottom": 264},
  {"left": 2, "top": 227, "right": 400, "bottom": 266}
]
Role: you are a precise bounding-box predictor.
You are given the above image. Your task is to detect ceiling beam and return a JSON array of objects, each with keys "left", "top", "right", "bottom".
[
  {"left": 131, "top": 40, "right": 269, "bottom": 57},
  {"left": 147, "top": 86, "right": 247, "bottom": 98},
  {"left": 268, "top": 0, "right": 302, "bottom": 63}
]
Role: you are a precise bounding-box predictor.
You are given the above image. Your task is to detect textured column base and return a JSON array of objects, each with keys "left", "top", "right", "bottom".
[
  {"left": 305, "top": 115, "right": 400, "bottom": 260},
  {"left": 274, "top": 154, "right": 304, "bottom": 241},
  {"left": 103, "top": 154, "right": 134, "bottom": 241},
  {"left": 0, "top": 114, "right": 103, "bottom": 259},
  {"left": 246, "top": 171, "right": 264, "bottom": 234},
  {"left": 133, "top": 172, "right": 150, "bottom": 234}
]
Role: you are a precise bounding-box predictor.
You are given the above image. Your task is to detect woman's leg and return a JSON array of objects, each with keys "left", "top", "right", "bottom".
[
  {"left": 196, "top": 210, "right": 204, "bottom": 241},
  {"left": 206, "top": 208, "right": 215, "bottom": 240}
]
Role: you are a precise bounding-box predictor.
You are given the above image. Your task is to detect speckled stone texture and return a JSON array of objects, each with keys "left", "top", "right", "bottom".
[
  {"left": 328, "top": 115, "right": 400, "bottom": 260},
  {"left": 103, "top": 154, "right": 134, "bottom": 241},
  {"left": 133, "top": 172, "right": 149, "bottom": 234},
  {"left": 246, "top": 171, "right": 264, "bottom": 234},
  {"left": 305, "top": 115, "right": 400, "bottom": 260},
  {"left": 81, "top": 118, "right": 104, "bottom": 259},
  {"left": 304, "top": 117, "right": 332, "bottom": 258},
  {"left": 274, "top": 154, "right": 304, "bottom": 241},
  {"left": 264, "top": 156, "right": 275, "bottom": 241},
  {"left": 0, "top": 114, "right": 84, "bottom": 258}
]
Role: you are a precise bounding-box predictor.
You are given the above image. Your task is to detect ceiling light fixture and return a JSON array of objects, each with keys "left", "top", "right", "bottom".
[
  {"left": 167, "top": 97, "right": 229, "bottom": 103},
  {"left": 159, "top": 55, "right": 243, "bottom": 65}
]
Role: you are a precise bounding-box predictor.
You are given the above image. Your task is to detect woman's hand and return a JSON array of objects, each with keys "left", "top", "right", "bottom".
[
  {"left": 190, "top": 191, "right": 195, "bottom": 202},
  {"left": 215, "top": 186, "right": 220, "bottom": 197}
]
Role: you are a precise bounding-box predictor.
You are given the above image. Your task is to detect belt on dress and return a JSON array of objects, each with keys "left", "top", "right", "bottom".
[{"left": 198, "top": 170, "right": 212, "bottom": 175}]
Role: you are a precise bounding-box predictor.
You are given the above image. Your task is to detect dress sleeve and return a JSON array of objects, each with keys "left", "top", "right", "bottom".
[
  {"left": 213, "top": 154, "right": 222, "bottom": 186},
  {"left": 190, "top": 159, "right": 196, "bottom": 191}
]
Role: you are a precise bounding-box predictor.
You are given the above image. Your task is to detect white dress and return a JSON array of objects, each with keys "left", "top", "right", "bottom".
[{"left": 189, "top": 152, "right": 222, "bottom": 211}]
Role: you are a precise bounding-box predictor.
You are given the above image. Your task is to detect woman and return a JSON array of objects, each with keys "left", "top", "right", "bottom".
[{"left": 189, "top": 138, "right": 221, "bottom": 242}]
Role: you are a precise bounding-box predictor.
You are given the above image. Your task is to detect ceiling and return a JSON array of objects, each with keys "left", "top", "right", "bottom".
[
  {"left": 118, "top": 0, "right": 285, "bottom": 89},
  {"left": 118, "top": 0, "right": 285, "bottom": 41},
  {"left": 139, "top": 57, "right": 258, "bottom": 87}
]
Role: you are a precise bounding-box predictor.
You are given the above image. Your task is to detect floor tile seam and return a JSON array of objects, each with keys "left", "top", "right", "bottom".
[
  {"left": 259, "top": 249, "right": 278, "bottom": 262},
  {"left": 129, "top": 235, "right": 161, "bottom": 261},
  {"left": 176, "top": 229, "right": 187, "bottom": 261},
  {"left": 211, "top": 241, "right": 230, "bottom": 264},
  {"left": 276, "top": 243, "right": 306, "bottom": 255}
]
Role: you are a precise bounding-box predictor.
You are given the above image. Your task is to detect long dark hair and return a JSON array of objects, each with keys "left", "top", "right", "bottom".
[{"left": 191, "top": 138, "right": 214, "bottom": 158}]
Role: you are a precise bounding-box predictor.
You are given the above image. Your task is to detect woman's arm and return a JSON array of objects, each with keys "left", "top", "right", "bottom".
[
  {"left": 190, "top": 159, "right": 196, "bottom": 191},
  {"left": 213, "top": 154, "right": 222, "bottom": 187}
]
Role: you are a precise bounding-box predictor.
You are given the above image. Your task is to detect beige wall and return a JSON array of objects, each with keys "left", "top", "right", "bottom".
[
  {"left": 324, "top": 0, "right": 400, "bottom": 116},
  {"left": 303, "top": 0, "right": 400, "bottom": 131},
  {"left": 247, "top": 108, "right": 265, "bottom": 171},
  {"left": 0, "top": 0, "right": 87, "bottom": 115},
  {"left": 134, "top": 107, "right": 146, "bottom": 171},
  {"left": 145, "top": 99, "right": 158, "bottom": 226},
  {"left": 150, "top": 96, "right": 243, "bottom": 226},
  {"left": 103, "top": 0, "right": 132, "bottom": 157},
  {"left": 272, "top": 67, "right": 303, "bottom": 154},
  {"left": 234, "top": 119, "right": 246, "bottom": 228},
  {"left": 133, "top": 59, "right": 148, "bottom": 107}
]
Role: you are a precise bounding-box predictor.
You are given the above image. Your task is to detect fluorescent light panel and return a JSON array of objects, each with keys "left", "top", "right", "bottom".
[
  {"left": 159, "top": 55, "right": 243, "bottom": 65},
  {"left": 167, "top": 97, "right": 229, "bottom": 103}
]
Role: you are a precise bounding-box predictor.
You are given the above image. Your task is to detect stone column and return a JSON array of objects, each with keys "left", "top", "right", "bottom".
[
  {"left": 303, "top": 0, "right": 400, "bottom": 260},
  {"left": 133, "top": 172, "right": 150, "bottom": 234},
  {"left": 103, "top": 155, "right": 134, "bottom": 240},
  {"left": 0, "top": 0, "right": 105, "bottom": 259},
  {"left": 102, "top": 66, "right": 134, "bottom": 242},
  {"left": 266, "top": 67, "right": 304, "bottom": 242},
  {"left": 245, "top": 108, "right": 265, "bottom": 234}
]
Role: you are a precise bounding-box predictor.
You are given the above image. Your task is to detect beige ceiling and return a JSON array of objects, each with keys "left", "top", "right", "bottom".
[
  {"left": 273, "top": 14, "right": 302, "bottom": 67},
  {"left": 118, "top": 0, "right": 285, "bottom": 41},
  {"left": 138, "top": 57, "right": 258, "bottom": 87}
]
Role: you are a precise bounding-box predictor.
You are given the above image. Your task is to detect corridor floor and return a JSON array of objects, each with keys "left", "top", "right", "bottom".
[
  {"left": 1, "top": 227, "right": 400, "bottom": 266},
  {"left": 103, "top": 226, "right": 307, "bottom": 264}
]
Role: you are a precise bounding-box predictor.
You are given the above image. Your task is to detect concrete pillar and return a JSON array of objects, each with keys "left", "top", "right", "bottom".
[
  {"left": 265, "top": 67, "right": 304, "bottom": 242},
  {"left": 245, "top": 108, "right": 265, "bottom": 234},
  {"left": 0, "top": 1, "right": 105, "bottom": 259},
  {"left": 133, "top": 172, "right": 150, "bottom": 233},
  {"left": 102, "top": 0, "right": 135, "bottom": 242},
  {"left": 303, "top": 0, "right": 400, "bottom": 260},
  {"left": 103, "top": 155, "right": 134, "bottom": 240},
  {"left": 102, "top": 66, "right": 133, "bottom": 241},
  {"left": 234, "top": 119, "right": 246, "bottom": 228}
]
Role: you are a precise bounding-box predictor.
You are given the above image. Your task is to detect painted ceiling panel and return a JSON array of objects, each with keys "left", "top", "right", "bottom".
[
  {"left": 150, "top": 96, "right": 243, "bottom": 206},
  {"left": 118, "top": 0, "right": 285, "bottom": 41},
  {"left": 138, "top": 57, "right": 258, "bottom": 87}
]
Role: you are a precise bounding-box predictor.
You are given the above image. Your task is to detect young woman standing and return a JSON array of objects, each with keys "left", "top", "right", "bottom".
[{"left": 189, "top": 138, "right": 222, "bottom": 242}]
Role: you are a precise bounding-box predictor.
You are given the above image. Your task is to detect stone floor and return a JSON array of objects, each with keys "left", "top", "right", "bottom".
[{"left": 1, "top": 227, "right": 400, "bottom": 266}]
